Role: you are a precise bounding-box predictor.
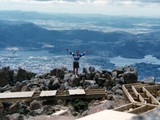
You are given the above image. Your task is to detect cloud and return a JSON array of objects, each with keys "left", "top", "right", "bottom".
[
  {"left": 2, "top": 0, "right": 160, "bottom": 5},
  {"left": 31, "top": 0, "right": 160, "bottom": 3},
  {"left": 138, "top": 0, "right": 160, "bottom": 2},
  {"left": 0, "top": 0, "right": 160, "bottom": 17}
]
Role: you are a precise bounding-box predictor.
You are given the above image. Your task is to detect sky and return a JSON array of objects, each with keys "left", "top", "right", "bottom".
[{"left": 0, "top": 0, "right": 160, "bottom": 17}]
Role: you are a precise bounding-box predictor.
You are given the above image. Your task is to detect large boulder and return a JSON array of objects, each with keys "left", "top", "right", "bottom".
[
  {"left": 0, "top": 84, "right": 11, "bottom": 92},
  {"left": 11, "top": 82, "right": 22, "bottom": 92},
  {"left": 68, "top": 75, "right": 81, "bottom": 87},
  {"left": 89, "top": 66, "right": 96, "bottom": 73},
  {"left": 0, "top": 102, "right": 4, "bottom": 115},
  {"left": 16, "top": 68, "right": 36, "bottom": 82},
  {"left": 123, "top": 71, "right": 138, "bottom": 84},
  {"left": 113, "top": 77, "right": 125, "bottom": 85},
  {"left": 30, "top": 100, "right": 42, "bottom": 110},
  {"left": 50, "top": 68, "right": 65, "bottom": 79},
  {"left": 83, "top": 80, "right": 96, "bottom": 86},
  {"left": 82, "top": 80, "right": 97, "bottom": 88},
  {"left": 104, "top": 79, "right": 113, "bottom": 89},
  {"left": 115, "top": 89, "right": 124, "bottom": 96},
  {"left": 43, "top": 105, "right": 55, "bottom": 115},
  {"left": 112, "top": 67, "right": 124, "bottom": 75},
  {"left": 48, "top": 78, "right": 60, "bottom": 90},
  {"left": 21, "top": 85, "right": 31, "bottom": 91},
  {"left": 85, "top": 67, "right": 96, "bottom": 80},
  {"left": 9, "top": 103, "right": 19, "bottom": 113},
  {"left": 86, "top": 73, "right": 93, "bottom": 80},
  {"left": 93, "top": 73, "right": 101, "bottom": 81},
  {"left": 112, "top": 71, "right": 118, "bottom": 78},
  {"left": 96, "top": 78, "right": 106, "bottom": 87},
  {"left": 87, "top": 100, "right": 115, "bottom": 115},
  {"left": 64, "top": 73, "right": 72, "bottom": 81},
  {"left": 103, "top": 72, "right": 112, "bottom": 81},
  {"left": 6, "top": 113, "right": 24, "bottom": 120},
  {"left": 112, "top": 84, "right": 122, "bottom": 92},
  {"left": 0, "top": 67, "right": 10, "bottom": 87},
  {"left": 123, "top": 65, "right": 134, "bottom": 72},
  {"left": 82, "top": 67, "right": 89, "bottom": 74},
  {"left": 50, "top": 69, "right": 57, "bottom": 76}
]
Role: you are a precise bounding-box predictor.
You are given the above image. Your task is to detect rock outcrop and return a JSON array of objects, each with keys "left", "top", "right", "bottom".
[
  {"left": 0, "top": 66, "right": 140, "bottom": 119},
  {"left": 16, "top": 68, "right": 36, "bottom": 82},
  {"left": 0, "top": 67, "right": 10, "bottom": 87}
]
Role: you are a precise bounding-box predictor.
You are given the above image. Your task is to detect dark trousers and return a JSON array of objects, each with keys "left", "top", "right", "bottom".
[{"left": 73, "top": 61, "right": 79, "bottom": 75}]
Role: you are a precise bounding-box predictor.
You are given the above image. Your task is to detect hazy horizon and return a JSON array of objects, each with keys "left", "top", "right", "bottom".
[{"left": 0, "top": 0, "right": 160, "bottom": 18}]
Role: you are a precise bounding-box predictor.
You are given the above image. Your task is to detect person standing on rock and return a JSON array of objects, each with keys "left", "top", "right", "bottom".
[{"left": 66, "top": 48, "right": 87, "bottom": 76}]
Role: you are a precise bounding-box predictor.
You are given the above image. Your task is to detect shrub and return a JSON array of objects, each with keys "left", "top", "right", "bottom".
[{"left": 72, "top": 99, "right": 88, "bottom": 112}]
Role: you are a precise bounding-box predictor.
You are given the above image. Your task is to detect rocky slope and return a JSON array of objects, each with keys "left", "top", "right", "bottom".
[{"left": 0, "top": 65, "right": 138, "bottom": 120}]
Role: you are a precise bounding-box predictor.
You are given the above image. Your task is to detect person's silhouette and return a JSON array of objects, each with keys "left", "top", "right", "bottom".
[{"left": 66, "top": 48, "right": 87, "bottom": 76}]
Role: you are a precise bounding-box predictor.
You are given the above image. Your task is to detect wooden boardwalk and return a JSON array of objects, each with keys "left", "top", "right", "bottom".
[
  {"left": 0, "top": 89, "right": 107, "bottom": 102},
  {"left": 76, "top": 83, "right": 160, "bottom": 120},
  {"left": 115, "top": 83, "right": 160, "bottom": 114}
]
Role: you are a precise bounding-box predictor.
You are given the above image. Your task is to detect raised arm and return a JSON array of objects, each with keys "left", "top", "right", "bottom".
[
  {"left": 66, "top": 48, "right": 75, "bottom": 56},
  {"left": 80, "top": 51, "right": 87, "bottom": 57}
]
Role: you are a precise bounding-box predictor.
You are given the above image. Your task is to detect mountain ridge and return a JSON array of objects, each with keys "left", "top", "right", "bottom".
[{"left": 0, "top": 20, "right": 160, "bottom": 59}]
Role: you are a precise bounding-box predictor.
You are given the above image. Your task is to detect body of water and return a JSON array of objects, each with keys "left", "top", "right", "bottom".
[{"left": 0, "top": 50, "right": 160, "bottom": 82}]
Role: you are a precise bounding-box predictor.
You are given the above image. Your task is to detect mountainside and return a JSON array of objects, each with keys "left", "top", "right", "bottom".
[{"left": 0, "top": 20, "right": 160, "bottom": 59}]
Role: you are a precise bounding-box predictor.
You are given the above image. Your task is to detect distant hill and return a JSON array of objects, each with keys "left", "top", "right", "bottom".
[{"left": 0, "top": 20, "right": 160, "bottom": 59}]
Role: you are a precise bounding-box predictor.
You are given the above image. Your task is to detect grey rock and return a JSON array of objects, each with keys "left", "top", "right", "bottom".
[
  {"left": 81, "top": 110, "right": 88, "bottom": 117},
  {"left": 0, "top": 84, "right": 11, "bottom": 92},
  {"left": 113, "top": 78, "right": 120, "bottom": 85},
  {"left": 132, "top": 107, "right": 160, "bottom": 120},
  {"left": 0, "top": 102, "right": 4, "bottom": 115},
  {"left": 87, "top": 100, "right": 115, "bottom": 115},
  {"left": 112, "top": 67, "right": 123, "bottom": 75},
  {"left": 104, "top": 79, "right": 112, "bottom": 88},
  {"left": 50, "top": 69, "right": 57, "bottom": 76},
  {"left": 6, "top": 113, "right": 24, "bottom": 120},
  {"left": 9, "top": 103, "right": 19, "bottom": 113},
  {"left": 119, "top": 77, "right": 125, "bottom": 84},
  {"left": 123, "top": 65, "right": 134, "bottom": 72},
  {"left": 93, "top": 73, "right": 100, "bottom": 81},
  {"left": 0, "top": 67, "right": 10, "bottom": 87},
  {"left": 11, "top": 82, "right": 22, "bottom": 92},
  {"left": 68, "top": 76, "right": 81, "bottom": 87},
  {"left": 107, "top": 94, "right": 113, "bottom": 100},
  {"left": 34, "top": 109, "right": 43, "bottom": 115},
  {"left": 83, "top": 80, "right": 96, "bottom": 86},
  {"left": 86, "top": 73, "right": 92, "bottom": 80},
  {"left": 16, "top": 68, "right": 36, "bottom": 82},
  {"left": 43, "top": 105, "right": 55, "bottom": 115},
  {"left": 82, "top": 80, "right": 97, "bottom": 88},
  {"left": 83, "top": 67, "right": 89, "bottom": 74},
  {"left": 115, "top": 89, "right": 124, "bottom": 95},
  {"left": 56, "top": 68, "right": 65, "bottom": 79},
  {"left": 86, "top": 84, "right": 99, "bottom": 89},
  {"left": 89, "top": 66, "right": 96, "bottom": 73},
  {"left": 48, "top": 78, "right": 60, "bottom": 90},
  {"left": 61, "top": 82, "right": 70, "bottom": 90},
  {"left": 112, "top": 84, "right": 122, "bottom": 92},
  {"left": 64, "top": 73, "right": 72, "bottom": 81},
  {"left": 30, "top": 100, "right": 42, "bottom": 110},
  {"left": 21, "top": 86, "right": 31, "bottom": 91},
  {"left": 96, "top": 78, "right": 106, "bottom": 87},
  {"left": 123, "top": 71, "right": 138, "bottom": 84},
  {"left": 112, "top": 71, "right": 118, "bottom": 77},
  {"left": 104, "top": 72, "right": 112, "bottom": 81}
]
